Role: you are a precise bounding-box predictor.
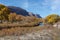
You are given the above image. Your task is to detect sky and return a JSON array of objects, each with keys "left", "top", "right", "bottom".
[{"left": 0, "top": 0, "right": 60, "bottom": 17}]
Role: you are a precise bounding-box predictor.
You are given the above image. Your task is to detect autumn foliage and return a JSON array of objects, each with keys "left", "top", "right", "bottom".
[
  {"left": 0, "top": 4, "right": 10, "bottom": 21},
  {"left": 0, "top": 4, "right": 43, "bottom": 36},
  {"left": 44, "top": 14, "right": 60, "bottom": 24},
  {"left": 0, "top": 4, "right": 60, "bottom": 37},
  {"left": 0, "top": 4, "right": 42, "bottom": 28}
]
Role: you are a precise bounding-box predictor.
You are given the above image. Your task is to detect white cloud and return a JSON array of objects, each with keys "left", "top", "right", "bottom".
[
  {"left": 23, "top": 2, "right": 28, "bottom": 8},
  {"left": 41, "top": 0, "right": 51, "bottom": 9},
  {"left": 42, "top": 0, "right": 60, "bottom": 11},
  {"left": 22, "top": 0, "right": 60, "bottom": 12},
  {"left": 42, "top": 0, "right": 49, "bottom": 6},
  {"left": 51, "top": 0, "right": 60, "bottom": 11},
  {"left": 22, "top": 0, "right": 28, "bottom": 8},
  {"left": 18, "top": 0, "right": 29, "bottom": 9}
]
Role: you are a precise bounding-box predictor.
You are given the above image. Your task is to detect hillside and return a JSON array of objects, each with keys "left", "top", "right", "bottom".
[
  {"left": 7, "top": 6, "right": 41, "bottom": 18},
  {"left": 0, "top": 4, "right": 60, "bottom": 40},
  {"left": 0, "top": 4, "right": 42, "bottom": 27},
  {"left": 0, "top": 26, "right": 59, "bottom": 40}
]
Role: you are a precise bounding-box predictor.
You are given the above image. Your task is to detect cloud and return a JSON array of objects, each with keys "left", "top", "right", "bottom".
[
  {"left": 42, "top": 0, "right": 60, "bottom": 11},
  {"left": 23, "top": 0, "right": 28, "bottom": 8},
  {"left": 41, "top": 0, "right": 51, "bottom": 9},
  {"left": 23, "top": 2, "right": 28, "bottom": 8},
  {"left": 42, "top": 0, "right": 49, "bottom": 6},
  {"left": 51, "top": 0, "right": 60, "bottom": 11}
]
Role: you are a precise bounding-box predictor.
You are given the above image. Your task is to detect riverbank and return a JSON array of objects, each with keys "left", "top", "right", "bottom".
[{"left": 0, "top": 26, "right": 59, "bottom": 40}]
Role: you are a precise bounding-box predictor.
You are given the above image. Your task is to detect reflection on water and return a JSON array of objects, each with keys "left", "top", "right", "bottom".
[{"left": 39, "top": 22, "right": 44, "bottom": 26}]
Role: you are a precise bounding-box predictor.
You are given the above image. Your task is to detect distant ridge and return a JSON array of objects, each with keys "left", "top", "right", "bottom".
[
  {"left": 28, "top": 12, "right": 41, "bottom": 18},
  {"left": 7, "top": 6, "right": 41, "bottom": 18}
]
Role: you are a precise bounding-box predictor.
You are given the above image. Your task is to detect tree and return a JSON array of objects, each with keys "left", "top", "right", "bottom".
[
  {"left": 57, "top": 16, "right": 60, "bottom": 22},
  {"left": 0, "top": 4, "right": 5, "bottom": 10},
  {"left": 8, "top": 13, "right": 17, "bottom": 22},
  {"left": 16, "top": 15, "right": 22, "bottom": 21},
  {"left": 45, "top": 14, "right": 60, "bottom": 24},
  {"left": 0, "top": 4, "right": 10, "bottom": 23},
  {"left": 1, "top": 7, "right": 10, "bottom": 20}
]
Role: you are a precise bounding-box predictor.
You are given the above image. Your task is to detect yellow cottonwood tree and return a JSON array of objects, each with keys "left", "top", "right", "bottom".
[
  {"left": 0, "top": 4, "right": 10, "bottom": 22},
  {"left": 45, "top": 14, "right": 60, "bottom": 24},
  {"left": 8, "top": 13, "right": 17, "bottom": 22}
]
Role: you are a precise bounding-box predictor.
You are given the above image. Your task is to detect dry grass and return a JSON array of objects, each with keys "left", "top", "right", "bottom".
[
  {"left": 0, "top": 24, "right": 59, "bottom": 40},
  {"left": 0, "top": 22, "right": 39, "bottom": 28},
  {"left": 0, "top": 26, "right": 44, "bottom": 36}
]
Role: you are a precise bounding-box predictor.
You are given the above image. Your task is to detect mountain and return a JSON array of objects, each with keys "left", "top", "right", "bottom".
[
  {"left": 7, "top": 6, "right": 41, "bottom": 18},
  {"left": 7, "top": 6, "right": 29, "bottom": 16},
  {"left": 28, "top": 12, "right": 41, "bottom": 18},
  {"left": 35, "top": 14, "right": 42, "bottom": 18}
]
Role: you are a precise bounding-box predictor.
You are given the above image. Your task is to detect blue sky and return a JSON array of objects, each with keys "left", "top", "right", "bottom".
[{"left": 0, "top": 0, "right": 60, "bottom": 17}]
